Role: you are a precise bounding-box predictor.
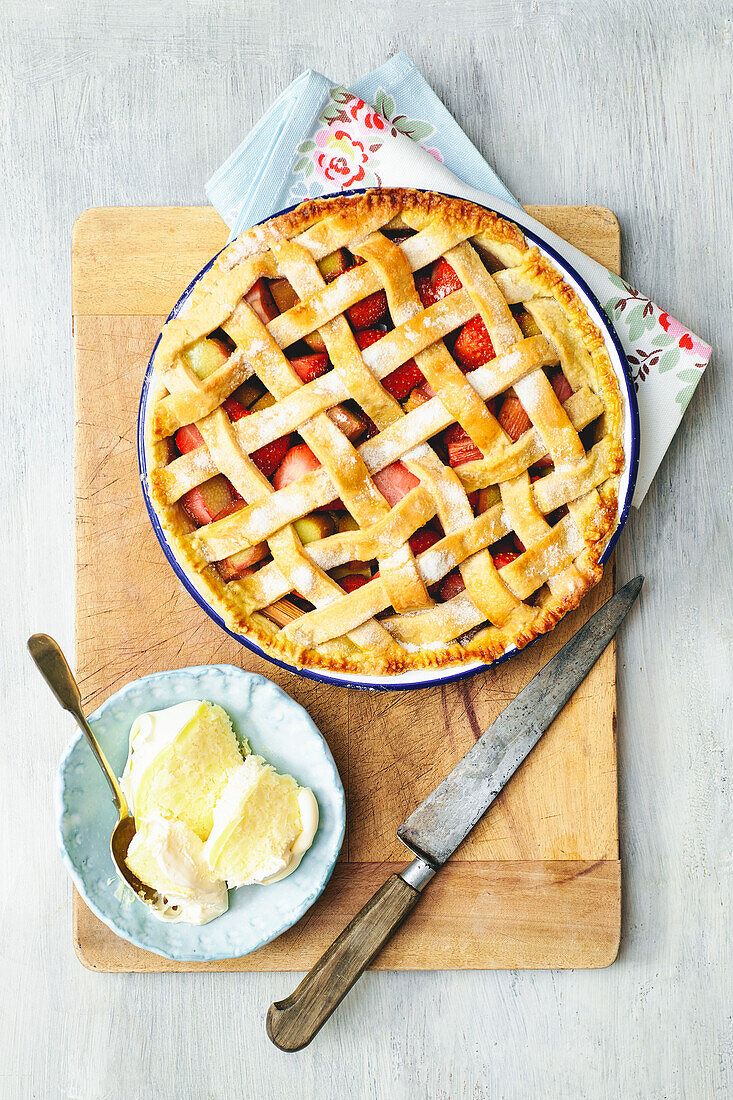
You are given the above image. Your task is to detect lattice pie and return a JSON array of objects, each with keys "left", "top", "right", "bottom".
[{"left": 145, "top": 190, "right": 624, "bottom": 675}]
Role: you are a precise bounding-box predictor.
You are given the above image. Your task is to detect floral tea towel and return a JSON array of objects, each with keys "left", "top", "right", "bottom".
[{"left": 207, "top": 54, "right": 712, "bottom": 506}]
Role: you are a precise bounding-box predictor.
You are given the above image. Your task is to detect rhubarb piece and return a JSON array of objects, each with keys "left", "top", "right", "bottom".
[
  {"left": 269, "top": 279, "right": 299, "bottom": 313},
  {"left": 438, "top": 571, "right": 466, "bottom": 601},
  {"left": 245, "top": 278, "right": 278, "bottom": 324},
  {"left": 498, "top": 394, "right": 532, "bottom": 440},
  {"left": 181, "top": 475, "right": 238, "bottom": 527},
  {"left": 360, "top": 414, "right": 379, "bottom": 440},
  {"left": 382, "top": 230, "right": 415, "bottom": 244},
  {"left": 305, "top": 332, "right": 327, "bottom": 352},
  {"left": 453, "top": 316, "right": 496, "bottom": 370},
  {"left": 294, "top": 513, "right": 335, "bottom": 545},
  {"left": 183, "top": 336, "right": 230, "bottom": 380},
  {"left": 346, "top": 289, "right": 388, "bottom": 330},
  {"left": 372, "top": 461, "right": 420, "bottom": 506},
  {"left": 288, "top": 353, "right": 329, "bottom": 383},
  {"left": 476, "top": 486, "right": 501, "bottom": 513},
  {"left": 250, "top": 392, "right": 276, "bottom": 413},
  {"left": 318, "top": 248, "right": 351, "bottom": 282},
  {"left": 270, "top": 279, "right": 326, "bottom": 350},
  {"left": 175, "top": 422, "right": 205, "bottom": 455},
  {"left": 549, "top": 367, "right": 573, "bottom": 403},
  {"left": 262, "top": 598, "right": 308, "bottom": 627},
  {"left": 338, "top": 514, "right": 359, "bottom": 533},
  {"left": 547, "top": 504, "right": 569, "bottom": 526},
  {"left": 444, "top": 423, "right": 482, "bottom": 467},
  {"left": 217, "top": 543, "right": 269, "bottom": 582},
  {"left": 331, "top": 561, "right": 372, "bottom": 581},
  {"left": 326, "top": 403, "right": 368, "bottom": 441},
  {"left": 231, "top": 379, "right": 266, "bottom": 408}
]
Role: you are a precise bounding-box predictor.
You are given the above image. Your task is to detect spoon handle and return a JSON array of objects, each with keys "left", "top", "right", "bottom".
[{"left": 28, "top": 633, "right": 128, "bottom": 816}]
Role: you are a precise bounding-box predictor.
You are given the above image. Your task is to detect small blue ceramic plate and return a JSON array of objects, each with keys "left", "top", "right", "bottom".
[{"left": 56, "top": 665, "right": 345, "bottom": 961}]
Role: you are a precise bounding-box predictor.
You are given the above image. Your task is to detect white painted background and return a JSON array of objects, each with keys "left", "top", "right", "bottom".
[{"left": 1, "top": 1, "right": 731, "bottom": 1097}]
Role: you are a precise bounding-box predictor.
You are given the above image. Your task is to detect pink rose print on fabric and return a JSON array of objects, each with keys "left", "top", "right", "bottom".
[
  {"left": 291, "top": 90, "right": 384, "bottom": 195},
  {"left": 658, "top": 312, "right": 709, "bottom": 358},
  {"left": 314, "top": 126, "right": 370, "bottom": 187},
  {"left": 345, "top": 98, "right": 387, "bottom": 133}
]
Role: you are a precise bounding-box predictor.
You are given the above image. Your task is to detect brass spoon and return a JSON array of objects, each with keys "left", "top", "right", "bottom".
[{"left": 28, "top": 633, "right": 159, "bottom": 908}]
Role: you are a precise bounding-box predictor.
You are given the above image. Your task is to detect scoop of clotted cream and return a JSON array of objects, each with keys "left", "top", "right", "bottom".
[
  {"left": 205, "top": 755, "right": 319, "bottom": 888},
  {"left": 124, "top": 814, "right": 228, "bottom": 925},
  {"left": 118, "top": 699, "right": 319, "bottom": 924},
  {"left": 121, "top": 699, "right": 246, "bottom": 842}
]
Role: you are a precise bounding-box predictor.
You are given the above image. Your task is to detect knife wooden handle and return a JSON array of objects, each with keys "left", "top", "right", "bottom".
[{"left": 266, "top": 874, "right": 421, "bottom": 1051}]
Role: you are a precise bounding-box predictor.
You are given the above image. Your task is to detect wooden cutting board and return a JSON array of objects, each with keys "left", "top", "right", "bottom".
[{"left": 72, "top": 204, "right": 622, "bottom": 972}]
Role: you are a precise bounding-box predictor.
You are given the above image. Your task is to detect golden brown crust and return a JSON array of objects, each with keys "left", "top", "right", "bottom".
[{"left": 145, "top": 188, "right": 625, "bottom": 677}]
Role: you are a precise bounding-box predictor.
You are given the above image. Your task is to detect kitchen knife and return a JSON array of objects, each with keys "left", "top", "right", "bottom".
[{"left": 267, "top": 575, "right": 643, "bottom": 1051}]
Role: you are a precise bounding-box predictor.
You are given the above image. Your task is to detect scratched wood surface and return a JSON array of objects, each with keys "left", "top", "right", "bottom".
[
  {"left": 4, "top": 3, "right": 731, "bottom": 1098},
  {"left": 72, "top": 204, "right": 619, "bottom": 972}
]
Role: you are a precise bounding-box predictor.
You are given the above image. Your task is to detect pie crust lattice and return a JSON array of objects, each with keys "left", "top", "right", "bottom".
[{"left": 145, "top": 190, "right": 624, "bottom": 676}]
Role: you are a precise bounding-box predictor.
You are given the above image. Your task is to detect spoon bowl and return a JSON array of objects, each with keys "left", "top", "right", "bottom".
[{"left": 28, "top": 633, "right": 160, "bottom": 909}]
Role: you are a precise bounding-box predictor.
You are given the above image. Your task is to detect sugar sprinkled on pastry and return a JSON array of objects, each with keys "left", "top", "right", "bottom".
[{"left": 145, "top": 188, "right": 624, "bottom": 676}]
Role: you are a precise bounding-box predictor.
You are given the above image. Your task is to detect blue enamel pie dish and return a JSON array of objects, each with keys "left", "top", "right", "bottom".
[
  {"left": 137, "top": 190, "right": 639, "bottom": 692},
  {"left": 57, "top": 665, "right": 345, "bottom": 962}
]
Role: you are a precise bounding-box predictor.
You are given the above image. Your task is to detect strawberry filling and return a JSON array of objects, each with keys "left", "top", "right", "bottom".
[
  {"left": 490, "top": 534, "right": 525, "bottom": 570},
  {"left": 431, "top": 257, "right": 463, "bottom": 299},
  {"left": 381, "top": 359, "right": 425, "bottom": 401},
  {"left": 339, "top": 574, "right": 369, "bottom": 593},
  {"left": 175, "top": 422, "right": 204, "bottom": 454},
  {"left": 453, "top": 316, "right": 496, "bottom": 370},
  {"left": 222, "top": 396, "right": 293, "bottom": 477},
  {"left": 356, "top": 329, "right": 427, "bottom": 401},
  {"left": 347, "top": 289, "right": 388, "bottom": 330},
  {"left": 272, "top": 443, "right": 345, "bottom": 509},
  {"left": 408, "top": 527, "right": 441, "bottom": 555},
  {"left": 415, "top": 269, "right": 437, "bottom": 308}
]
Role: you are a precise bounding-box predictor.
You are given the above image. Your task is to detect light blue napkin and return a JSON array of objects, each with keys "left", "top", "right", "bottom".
[
  {"left": 207, "top": 53, "right": 518, "bottom": 236},
  {"left": 206, "top": 54, "right": 712, "bottom": 505}
]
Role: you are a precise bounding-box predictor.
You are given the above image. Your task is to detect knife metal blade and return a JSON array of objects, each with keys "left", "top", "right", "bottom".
[
  {"left": 397, "top": 575, "right": 643, "bottom": 870},
  {"left": 266, "top": 576, "right": 643, "bottom": 1051}
]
